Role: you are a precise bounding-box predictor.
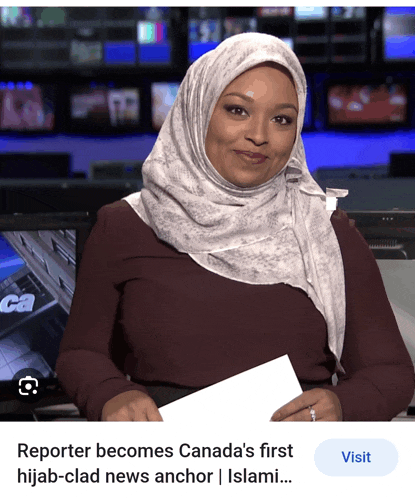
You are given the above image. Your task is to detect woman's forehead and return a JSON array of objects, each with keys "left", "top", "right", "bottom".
[
  {"left": 216, "top": 60, "right": 302, "bottom": 101},
  {"left": 241, "top": 61, "right": 295, "bottom": 79},
  {"left": 215, "top": 64, "right": 298, "bottom": 109},
  {"left": 225, "top": 62, "right": 296, "bottom": 90}
]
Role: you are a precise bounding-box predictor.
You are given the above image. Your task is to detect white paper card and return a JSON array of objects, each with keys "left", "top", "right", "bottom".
[
  {"left": 159, "top": 354, "right": 303, "bottom": 423},
  {"left": 326, "top": 196, "right": 338, "bottom": 211}
]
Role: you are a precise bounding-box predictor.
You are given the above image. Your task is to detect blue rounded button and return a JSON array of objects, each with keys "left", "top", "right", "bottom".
[{"left": 315, "top": 439, "right": 398, "bottom": 476}]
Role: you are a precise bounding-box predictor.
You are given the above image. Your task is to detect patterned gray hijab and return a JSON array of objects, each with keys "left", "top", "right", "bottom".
[{"left": 124, "top": 33, "right": 348, "bottom": 373}]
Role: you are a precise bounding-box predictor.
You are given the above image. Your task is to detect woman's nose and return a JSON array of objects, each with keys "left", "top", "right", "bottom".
[{"left": 244, "top": 116, "right": 268, "bottom": 146}]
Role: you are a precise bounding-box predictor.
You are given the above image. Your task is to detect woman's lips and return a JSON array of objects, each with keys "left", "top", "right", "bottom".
[{"left": 234, "top": 150, "right": 267, "bottom": 165}]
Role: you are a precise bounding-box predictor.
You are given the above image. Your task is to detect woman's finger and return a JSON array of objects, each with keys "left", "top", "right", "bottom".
[
  {"left": 279, "top": 406, "right": 317, "bottom": 422},
  {"left": 271, "top": 389, "right": 342, "bottom": 421},
  {"left": 271, "top": 390, "right": 321, "bottom": 420},
  {"left": 146, "top": 404, "right": 164, "bottom": 421}
]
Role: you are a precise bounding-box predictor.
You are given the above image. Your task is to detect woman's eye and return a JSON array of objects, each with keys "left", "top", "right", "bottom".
[
  {"left": 274, "top": 115, "right": 293, "bottom": 125},
  {"left": 225, "top": 105, "right": 247, "bottom": 116}
]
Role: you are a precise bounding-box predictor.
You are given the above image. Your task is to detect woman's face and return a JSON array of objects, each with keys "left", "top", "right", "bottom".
[{"left": 205, "top": 62, "right": 298, "bottom": 188}]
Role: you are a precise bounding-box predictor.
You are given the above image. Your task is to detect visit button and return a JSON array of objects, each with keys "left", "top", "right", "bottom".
[{"left": 314, "top": 439, "right": 398, "bottom": 476}]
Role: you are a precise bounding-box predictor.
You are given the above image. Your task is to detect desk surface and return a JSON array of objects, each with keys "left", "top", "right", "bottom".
[{"left": 0, "top": 403, "right": 414, "bottom": 422}]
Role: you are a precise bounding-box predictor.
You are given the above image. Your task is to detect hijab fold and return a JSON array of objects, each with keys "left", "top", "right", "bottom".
[{"left": 124, "top": 33, "right": 349, "bottom": 373}]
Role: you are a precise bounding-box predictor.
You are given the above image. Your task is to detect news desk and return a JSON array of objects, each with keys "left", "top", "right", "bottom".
[
  {"left": 0, "top": 401, "right": 414, "bottom": 422},
  {"left": 0, "top": 392, "right": 86, "bottom": 421}
]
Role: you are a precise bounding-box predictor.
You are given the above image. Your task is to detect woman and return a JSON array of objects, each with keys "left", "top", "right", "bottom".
[{"left": 56, "top": 33, "right": 414, "bottom": 421}]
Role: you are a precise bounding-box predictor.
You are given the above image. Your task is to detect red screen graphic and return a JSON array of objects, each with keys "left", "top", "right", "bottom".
[{"left": 328, "top": 83, "right": 407, "bottom": 125}]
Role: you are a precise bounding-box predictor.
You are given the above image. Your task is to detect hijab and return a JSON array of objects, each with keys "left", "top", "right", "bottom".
[{"left": 124, "top": 33, "right": 349, "bottom": 373}]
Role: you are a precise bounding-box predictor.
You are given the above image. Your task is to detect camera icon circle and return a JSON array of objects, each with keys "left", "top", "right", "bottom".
[
  {"left": 12, "top": 368, "right": 45, "bottom": 403},
  {"left": 19, "top": 376, "right": 38, "bottom": 395}
]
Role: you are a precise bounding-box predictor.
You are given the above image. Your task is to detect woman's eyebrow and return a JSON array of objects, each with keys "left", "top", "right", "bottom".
[
  {"left": 274, "top": 103, "right": 298, "bottom": 113},
  {"left": 223, "top": 92, "right": 298, "bottom": 113},
  {"left": 223, "top": 92, "right": 254, "bottom": 101}
]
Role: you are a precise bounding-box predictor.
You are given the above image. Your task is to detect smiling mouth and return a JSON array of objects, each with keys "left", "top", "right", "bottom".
[{"left": 234, "top": 150, "right": 268, "bottom": 165}]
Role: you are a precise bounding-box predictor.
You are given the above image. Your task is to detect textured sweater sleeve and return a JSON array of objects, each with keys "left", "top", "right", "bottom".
[
  {"left": 323, "top": 209, "right": 415, "bottom": 420},
  {"left": 55, "top": 204, "right": 149, "bottom": 421}
]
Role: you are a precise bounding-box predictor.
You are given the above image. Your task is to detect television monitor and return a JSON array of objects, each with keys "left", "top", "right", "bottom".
[
  {"left": 294, "top": 7, "right": 328, "bottom": 21},
  {"left": 137, "top": 20, "right": 170, "bottom": 64},
  {"left": 257, "top": 7, "right": 294, "bottom": 17},
  {"left": 69, "top": 83, "right": 140, "bottom": 133},
  {"left": 326, "top": 80, "right": 408, "bottom": 129},
  {"left": 188, "top": 19, "right": 221, "bottom": 62},
  {"left": 330, "top": 8, "right": 367, "bottom": 63},
  {"left": 35, "top": 6, "right": 66, "bottom": 27},
  {"left": 223, "top": 17, "right": 257, "bottom": 40},
  {"left": 137, "top": 7, "right": 171, "bottom": 64},
  {"left": 104, "top": 42, "right": 136, "bottom": 65},
  {"left": 0, "top": 6, "right": 34, "bottom": 27},
  {"left": 331, "top": 7, "right": 365, "bottom": 20},
  {"left": 383, "top": 7, "right": 415, "bottom": 61},
  {"left": 138, "top": 6, "right": 169, "bottom": 21},
  {"left": 0, "top": 82, "right": 56, "bottom": 132},
  {"left": 151, "top": 82, "right": 180, "bottom": 131},
  {"left": 256, "top": 8, "right": 293, "bottom": 39},
  {"left": 70, "top": 40, "right": 102, "bottom": 65},
  {"left": 0, "top": 212, "right": 94, "bottom": 412}
]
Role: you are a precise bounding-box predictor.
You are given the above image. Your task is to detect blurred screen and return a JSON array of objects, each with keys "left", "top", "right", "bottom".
[
  {"left": 138, "top": 7, "right": 170, "bottom": 21},
  {"left": 0, "top": 82, "right": 55, "bottom": 131},
  {"left": 257, "top": 7, "right": 294, "bottom": 17},
  {"left": 223, "top": 17, "right": 257, "bottom": 39},
  {"left": 138, "top": 21, "right": 168, "bottom": 44},
  {"left": 188, "top": 19, "right": 221, "bottom": 61},
  {"left": 331, "top": 7, "right": 365, "bottom": 19},
  {"left": 1, "top": 6, "right": 33, "bottom": 27},
  {"left": 35, "top": 7, "right": 66, "bottom": 27},
  {"left": 137, "top": 21, "right": 171, "bottom": 63},
  {"left": 70, "top": 40, "right": 102, "bottom": 65},
  {"left": 384, "top": 7, "right": 415, "bottom": 61},
  {"left": 295, "top": 7, "right": 328, "bottom": 20},
  {"left": 151, "top": 82, "right": 179, "bottom": 131},
  {"left": 70, "top": 85, "right": 140, "bottom": 130},
  {"left": 189, "top": 7, "right": 221, "bottom": 19},
  {"left": 327, "top": 83, "right": 407, "bottom": 125},
  {"left": 104, "top": 42, "right": 136, "bottom": 65}
]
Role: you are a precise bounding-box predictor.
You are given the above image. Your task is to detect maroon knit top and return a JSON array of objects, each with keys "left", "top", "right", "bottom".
[{"left": 56, "top": 200, "right": 415, "bottom": 421}]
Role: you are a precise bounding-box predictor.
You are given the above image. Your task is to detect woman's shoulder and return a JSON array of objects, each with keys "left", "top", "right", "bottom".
[
  {"left": 97, "top": 198, "right": 147, "bottom": 230},
  {"left": 92, "top": 199, "right": 154, "bottom": 246},
  {"left": 98, "top": 198, "right": 140, "bottom": 217},
  {"left": 95, "top": 198, "right": 178, "bottom": 256}
]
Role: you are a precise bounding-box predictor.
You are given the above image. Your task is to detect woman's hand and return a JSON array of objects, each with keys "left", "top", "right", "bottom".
[
  {"left": 270, "top": 388, "right": 342, "bottom": 421},
  {"left": 101, "top": 390, "right": 163, "bottom": 421}
]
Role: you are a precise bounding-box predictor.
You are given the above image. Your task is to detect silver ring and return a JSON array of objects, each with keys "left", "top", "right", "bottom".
[{"left": 309, "top": 406, "right": 316, "bottom": 422}]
